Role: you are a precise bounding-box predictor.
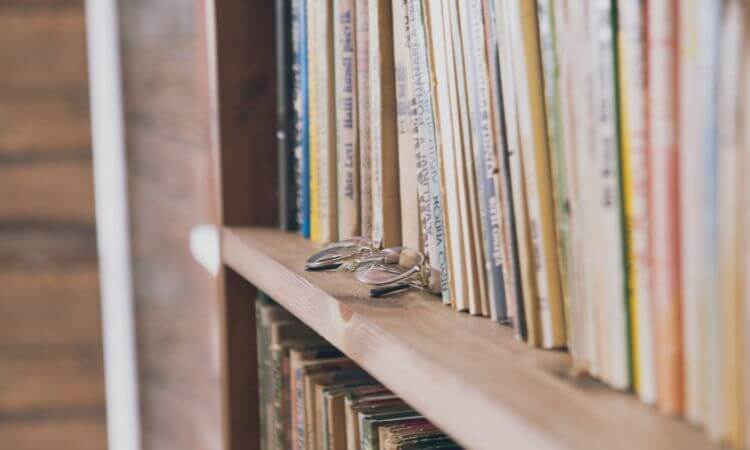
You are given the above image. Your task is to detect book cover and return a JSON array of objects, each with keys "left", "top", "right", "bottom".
[
  {"left": 356, "top": 0, "right": 373, "bottom": 240},
  {"left": 507, "top": 0, "right": 566, "bottom": 349},
  {"left": 495, "top": 0, "right": 540, "bottom": 345},
  {"left": 458, "top": 0, "right": 509, "bottom": 321},
  {"left": 619, "top": 0, "right": 655, "bottom": 404},
  {"left": 335, "top": 0, "right": 360, "bottom": 239},
  {"left": 391, "top": 0, "right": 422, "bottom": 251},
  {"left": 406, "top": 0, "right": 451, "bottom": 301},
  {"left": 292, "top": 0, "right": 311, "bottom": 237},
  {"left": 369, "top": 0, "right": 402, "bottom": 248},
  {"left": 277, "top": 0, "right": 299, "bottom": 232},
  {"left": 647, "top": 0, "right": 683, "bottom": 415}
]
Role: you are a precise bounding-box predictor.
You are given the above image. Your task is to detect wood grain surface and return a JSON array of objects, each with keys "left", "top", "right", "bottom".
[
  {"left": 0, "top": 1, "right": 105, "bottom": 448},
  {"left": 223, "top": 227, "right": 719, "bottom": 450}
]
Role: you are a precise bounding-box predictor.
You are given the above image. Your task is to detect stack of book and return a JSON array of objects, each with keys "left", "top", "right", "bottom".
[
  {"left": 275, "top": 0, "right": 750, "bottom": 446},
  {"left": 256, "top": 294, "right": 460, "bottom": 450}
]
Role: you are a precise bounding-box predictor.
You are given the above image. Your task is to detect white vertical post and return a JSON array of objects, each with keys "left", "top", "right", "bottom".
[{"left": 84, "top": 1, "right": 142, "bottom": 449}]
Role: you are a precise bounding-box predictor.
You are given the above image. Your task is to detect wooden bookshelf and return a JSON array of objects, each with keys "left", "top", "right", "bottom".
[{"left": 221, "top": 227, "right": 717, "bottom": 450}]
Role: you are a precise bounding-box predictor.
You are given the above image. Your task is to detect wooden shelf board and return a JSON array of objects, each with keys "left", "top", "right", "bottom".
[{"left": 222, "top": 227, "right": 715, "bottom": 450}]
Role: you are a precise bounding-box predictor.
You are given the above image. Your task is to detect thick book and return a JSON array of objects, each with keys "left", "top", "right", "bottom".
[
  {"left": 335, "top": 0, "right": 360, "bottom": 239},
  {"left": 458, "top": 0, "right": 508, "bottom": 321},
  {"left": 506, "top": 0, "right": 566, "bottom": 349},
  {"left": 647, "top": 0, "right": 683, "bottom": 415},
  {"left": 369, "top": 0, "right": 402, "bottom": 247},
  {"left": 293, "top": 0, "right": 311, "bottom": 237},
  {"left": 309, "top": 0, "right": 339, "bottom": 243},
  {"left": 619, "top": 0, "right": 656, "bottom": 404},
  {"left": 356, "top": 0, "right": 373, "bottom": 240},
  {"left": 277, "top": 0, "right": 299, "bottom": 232},
  {"left": 391, "top": 0, "right": 422, "bottom": 252}
]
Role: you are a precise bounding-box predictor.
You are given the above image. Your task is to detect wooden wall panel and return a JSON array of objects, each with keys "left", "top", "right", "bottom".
[
  {"left": 0, "top": 1, "right": 105, "bottom": 449},
  {"left": 118, "top": 0, "right": 223, "bottom": 449}
]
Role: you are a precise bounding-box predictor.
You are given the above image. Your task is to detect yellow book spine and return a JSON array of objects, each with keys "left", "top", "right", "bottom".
[{"left": 308, "top": 0, "right": 320, "bottom": 242}]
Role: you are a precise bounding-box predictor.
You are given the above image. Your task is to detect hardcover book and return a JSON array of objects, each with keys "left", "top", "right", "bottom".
[
  {"left": 277, "top": 0, "right": 299, "bottom": 232},
  {"left": 356, "top": 0, "right": 373, "bottom": 240}
]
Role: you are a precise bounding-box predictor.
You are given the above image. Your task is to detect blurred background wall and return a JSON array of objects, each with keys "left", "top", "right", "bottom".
[{"left": 0, "top": 0, "right": 106, "bottom": 449}]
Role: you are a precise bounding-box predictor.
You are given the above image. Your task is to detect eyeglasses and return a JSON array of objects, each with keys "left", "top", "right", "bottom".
[
  {"left": 305, "top": 239, "right": 440, "bottom": 299},
  {"left": 355, "top": 248, "right": 441, "bottom": 298},
  {"left": 304, "top": 237, "right": 379, "bottom": 271}
]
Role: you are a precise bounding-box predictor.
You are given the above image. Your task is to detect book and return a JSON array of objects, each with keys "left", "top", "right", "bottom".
[
  {"left": 425, "top": 0, "right": 468, "bottom": 310},
  {"left": 495, "top": 0, "right": 540, "bottom": 345},
  {"left": 391, "top": 0, "right": 421, "bottom": 251},
  {"left": 506, "top": 0, "right": 566, "bottom": 349},
  {"left": 369, "top": 0, "right": 402, "bottom": 247},
  {"left": 356, "top": 0, "right": 373, "bottom": 240},
  {"left": 458, "top": 0, "right": 508, "bottom": 321},
  {"left": 647, "top": 0, "right": 683, "bottom": 415},
  {"left": 619, "top": 0, "right": 656, "bottom": 404},
  {"left": 717, "top": 2, "right": 745, "bottom": 445},
  {"left": 293, "top": 0, "right": 311, "bottom": 237},
  {"left": 277, "top": 0, "right": 299, "bottom": 232},
  {"left": 407, "top": 0, "right": 451, "bottom": 302},
  {"left": 448, "top": 0, "right": 487, "bottom": 313},
  {"left": 335, "top": 0, "right": 360, "bottom": 239},
  {"left": 309, "top": 0, "right": 339, "bottom": 243},
  {"left": 271, "top": 321, "right": 327, "bottom": 449}
]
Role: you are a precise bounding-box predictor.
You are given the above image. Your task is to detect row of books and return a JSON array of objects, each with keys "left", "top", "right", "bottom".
[
  {"left": 256, "top": 294, "right": 460, "bottom": 450},
  {"left": 275, "top": 0, "right": 750, "bottom": 447}
]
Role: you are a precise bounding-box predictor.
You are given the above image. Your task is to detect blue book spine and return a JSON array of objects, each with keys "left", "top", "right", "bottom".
[{"left": 293, "top": 0, "right": 311, "bottom": 237}]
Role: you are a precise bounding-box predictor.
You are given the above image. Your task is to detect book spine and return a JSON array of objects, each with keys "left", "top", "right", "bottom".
[
  {"left": 484, "top": 0, "right": 522, "bottom": 326},
  {"left": 508, "top": 0, "right": 566, "bottom": 349},
  {"left": 457, "top": 0, "right": 507, "bottom": 320},
  {"left": 716, "top": 4, "right": 745, "bottom": 446},
  {"left": 536, "top": 0, "right": 570, "bottom": 335},
  {"left": 647, "top": 0, "right": 683, "bottom": 415},
  {"left": 392, "top": 0, "right": 422, "bottom": 251},
  {"left": 425, "top": 0, "right": 466, "bottom": 309},
  {"left": 278, "top": 0, "right": 298, "bottom": 232},
  {"left": 407, "top": 0, "right": 451, "bottom": 301},
  {"left": 618, "top": 0, "right": 655, "bottom": 403},
  {"left": 271, "top": 348, "right": 286, "bottom": 449},
  {"left": 309, "top": 0, "right": 320, "bottom": 242},
  {"left": 356, "top": 0, "right": 373, "bottom": 240},
  {"left": 313, "top": 0, "right": 338, "bottom": 243},
  {"left": 698, "top": 0, "right": 724, "bottom": 436},
  {"left": 450, "top": 0, "right": 488, "bottom": 313},
  {"left": 680, "top": 0, "right": 716, "bottom": 424},
  {"left": 589, "top": 0, "right": 630, "bottom": 390},
  {"left": 294, "top": 0, "right": 312, "bottom": 238},
  {"left": 443, "top": 0, "right": 481, "bottom": 313},
  {"left": 335, "top": 0, "right": 360, "bottom": 239},
  {"left": 369, "top": 0, "right": 402, "bottom": 248},
  {"left": 496, "top": 0, "right": 539, "bottom": 344}
]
